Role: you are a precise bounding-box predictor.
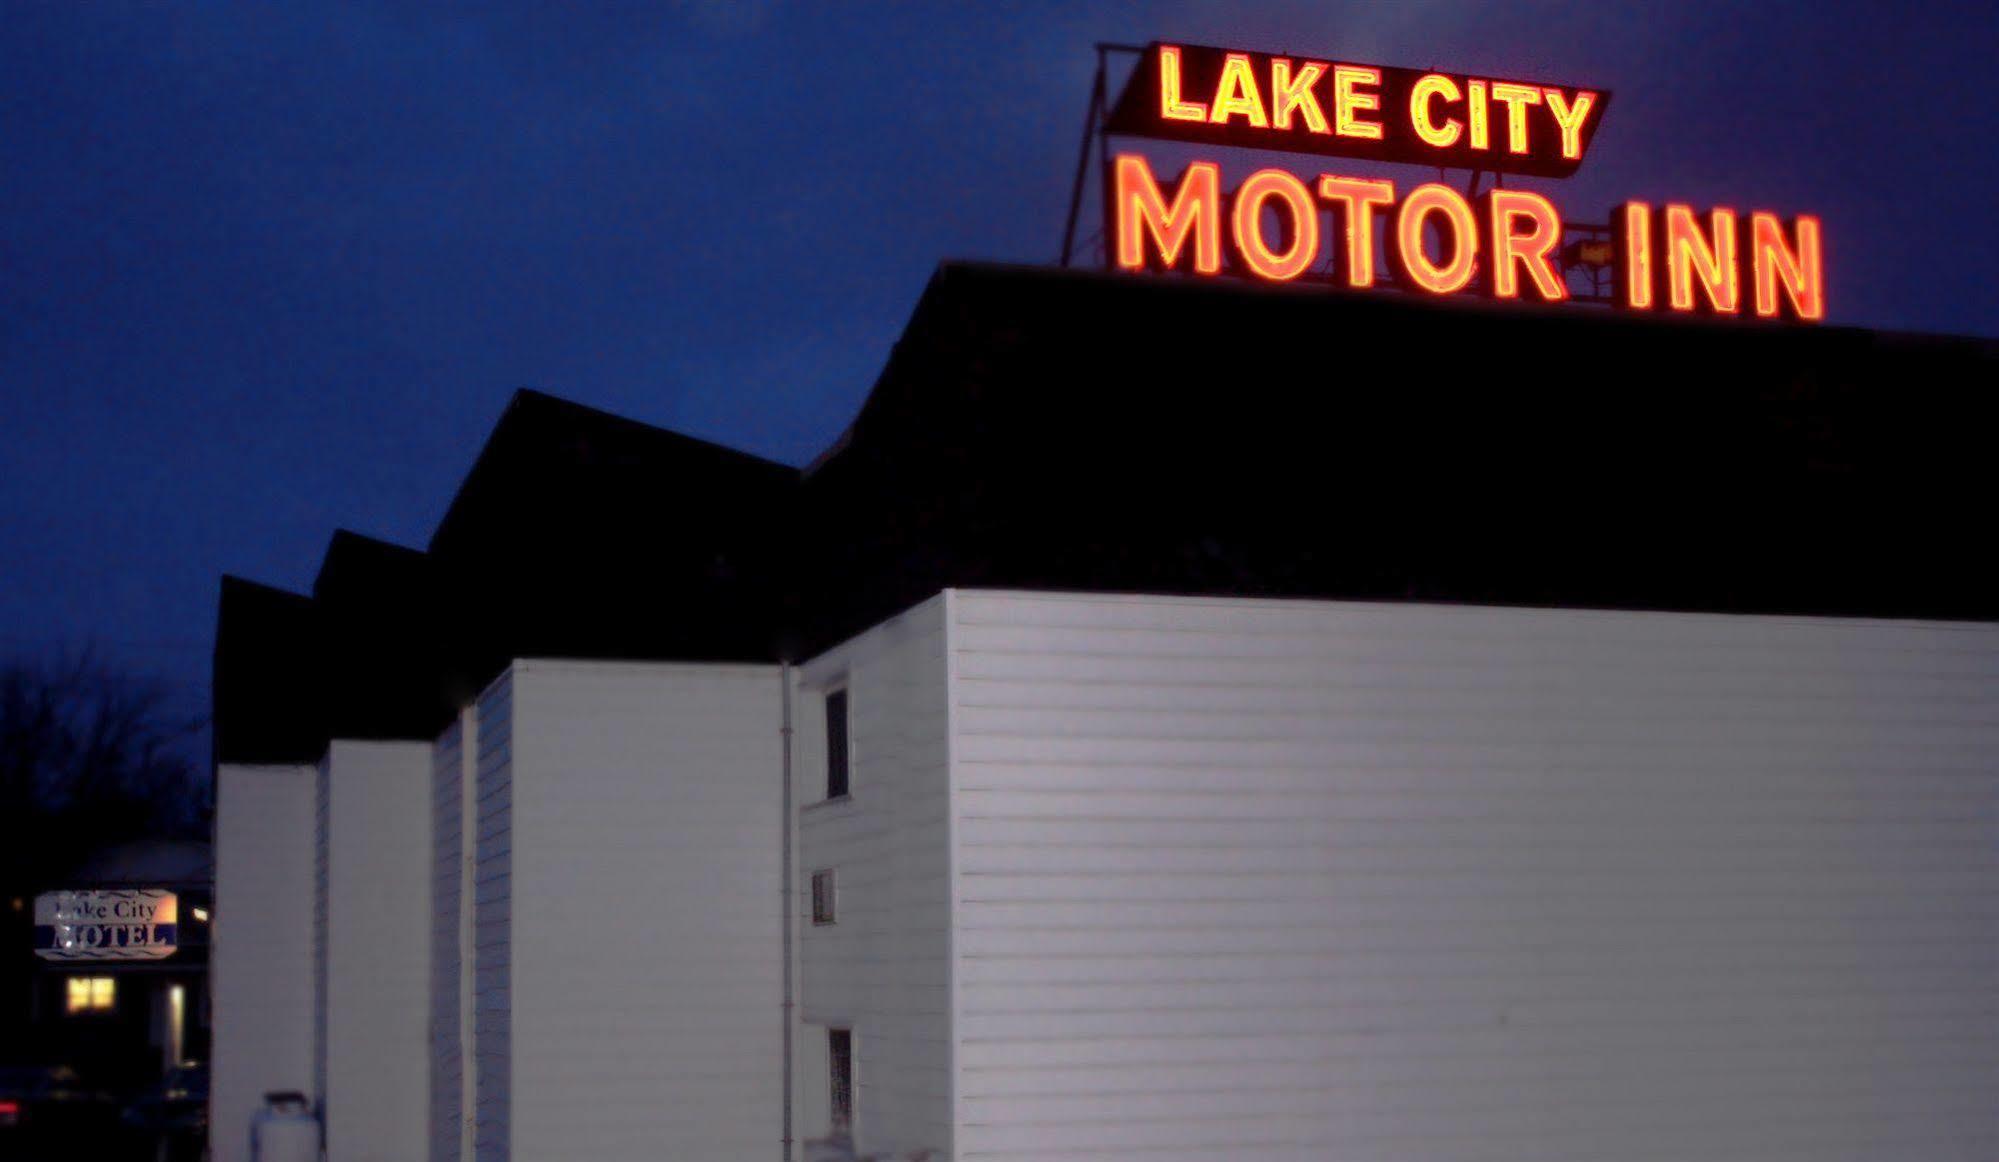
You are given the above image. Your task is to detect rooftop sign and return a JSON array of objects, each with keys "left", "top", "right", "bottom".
[
  {"left": 1106, "top": 43, "right": 1609, "bottom": 179},
  {"left": 34, "top": 889, "right": 179, "bottom": 961},
  {"left": 1093, "top": 42, "right": 1825, "bottom": 323}
]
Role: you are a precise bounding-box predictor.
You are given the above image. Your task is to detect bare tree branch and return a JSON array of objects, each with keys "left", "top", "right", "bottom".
[{"left": 0, "top": 648, "right": 207, "bottom": 889}]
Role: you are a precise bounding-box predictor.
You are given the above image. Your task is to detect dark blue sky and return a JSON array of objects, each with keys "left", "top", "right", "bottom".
[{"left": 3, "top": 2, "right": 1996, "bottom": 754}]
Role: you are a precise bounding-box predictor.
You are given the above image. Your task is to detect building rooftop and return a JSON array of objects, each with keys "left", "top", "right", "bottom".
[{"left": 215, "top": 262, "right": 1999, "bottom": 763}]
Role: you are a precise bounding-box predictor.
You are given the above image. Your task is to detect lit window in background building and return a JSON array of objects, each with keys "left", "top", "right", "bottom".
[{"left": 65, "top": 976, "right": 115, "bottom": 1014}]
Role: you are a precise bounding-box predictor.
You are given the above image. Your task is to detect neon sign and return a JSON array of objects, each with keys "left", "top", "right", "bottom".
[
  {"left": 1107, "top": 43, "right": 1607, "bottom": 178},
  {"left": 1100, "top": 42, "right": 1826, "bottom": 323}
]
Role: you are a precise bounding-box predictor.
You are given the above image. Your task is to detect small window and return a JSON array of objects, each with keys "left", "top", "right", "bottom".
[
  {"left": 825, "top": 687, "right": 850, "bottom": 800},
  {"left": 811, "top": 869, "right": 837, "bottom": 926},
  {"left": 829, "top": 1027, "right": 853, "bottom": 1137},
  {"left": 65, "top": 976, "right": 114, "bottom": 1015}
]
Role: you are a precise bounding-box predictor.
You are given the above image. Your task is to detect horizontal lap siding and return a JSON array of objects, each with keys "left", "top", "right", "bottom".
[
  {"left": 948, "top": 591, "right": 1999, "bottom": 1162},
  {"left": 508, "top": 662, "right": 782, "bottom": 1162},
  {"left": 323, "top": 739, "right": 433, "bottom": 1162},
  {"left": 798, "top": 597, "right": 954, "bottom": 1159},
  {"left": 432, "top": 719, "right": 465, "bottom": 1162},
  {"left": 313, "top": 756, "right": 329, "bottom": 1110},
  {"left": 210, "top": 765, "right": 318, "bottom": 1162},
  {"left": 474, "top": 675, "right": 513, "bottom": 1162}
]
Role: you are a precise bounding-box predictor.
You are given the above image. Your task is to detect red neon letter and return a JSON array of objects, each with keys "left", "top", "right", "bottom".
[
  {"left": 1209, "top": 53, "right": 1268, "bottom": 127},
  {"left": 1393, "top": 183, "right": 1479, "bottom": 295},
  {"left": 1317, "top": 175, "right": 1396, "bottom": 287},
  {"left": 1489, "top": 82, "right": 1543, "bottom": 155},
  {"left": 1409, "top": 74, "right": 1462, "bottom": 148},
  {"left": 1113, "top": 154, "right": 1221, "bottom": 274},
  {"left": 1271, "top": 59, "right": 1330, "bottom": 133},
  {"left": 1332, "top": 65, "right": 1384, "bottom": 139},
  {"left": 1664, "top": 204, "right": 1740, "bottom": 313},
  {"left": 1232, "top": 169, "right": 1320, "bottom": 281},
  {"left": 1618, "top": 201, "right": 1654, "bottom": 309},
  {"left": 1544, "top": 89, "right": 1597, "bottom": 161},
  {"left": 1467, "top": 79, "right": 1490, "bottom": 150},
  {"left": 1485, "top": 189, "right": 1567, "bottom": 301},
  {"left": 1156, "top": 45, "right": 1207, "bottom": 122},
  {"left": 1748, "top": 212, "right": 1825, "bottom": 321}
]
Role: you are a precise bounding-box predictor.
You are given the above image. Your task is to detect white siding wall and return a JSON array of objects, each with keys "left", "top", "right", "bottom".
[
  {"left": 947, "top": 591, "right": 1999, "bottom": 1162},
  {"left": 313, "top": 755, "right": 329, "bottom": 1109},
  {"left": 794, "top": 1022, "right": 831, "bottom": 1149},
  {"left": 473, "top": 674, "right": 514, "bottom": 1162},
  {"left": 798, "top": 596, "right": 955, "bottom": 1159},
  {"left": 506, "top": 660, "right": 784, "bottom": 1162},
  {"left": 322, "top": 740, "right": 435, "bottom": 1162},
  {"left": 431, "top": 713, "right": 476, "bottom": 1162},
  {"left": 210, "top": 763, "right": 319, "bottom": 1162}
]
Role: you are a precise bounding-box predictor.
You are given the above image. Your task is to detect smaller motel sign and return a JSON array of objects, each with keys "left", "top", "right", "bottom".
[{"left": 34, "top": 889, "right": 180, "bottom": 961}]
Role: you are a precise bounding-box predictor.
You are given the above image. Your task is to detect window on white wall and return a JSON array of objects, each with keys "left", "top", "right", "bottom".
[
  {"left": 825, "top": 686, "right": 850, "bottom": 800},
  {"left": 829, "top": 1027, "right": 853, "bottom": 1140},
  {"left": 811, "top": 869, "right": 837, "bottom": 926},
  {"left": 65, "top": 976, "right": 114, "bottom": 1015}
]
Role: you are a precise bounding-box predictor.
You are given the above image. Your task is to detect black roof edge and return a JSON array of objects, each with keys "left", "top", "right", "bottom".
[
  {"left": 312, "top": 528, "right": 430, "bottom": 601},
  {"left": 428, "top": 387, "right": 801, "bottom": 554},
  {"left": 925, "top": 260, "right": 1999, "bottom": 349},
  {"left": 213, "top": 575, "right": 324, "bottom": 766}
]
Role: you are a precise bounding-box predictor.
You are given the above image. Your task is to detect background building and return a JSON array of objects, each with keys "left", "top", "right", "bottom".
[{"left": 3, "top": 840, "right": 211, "bottom": 1159}]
